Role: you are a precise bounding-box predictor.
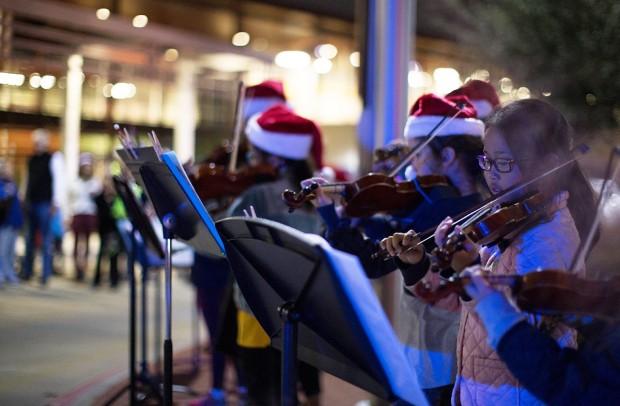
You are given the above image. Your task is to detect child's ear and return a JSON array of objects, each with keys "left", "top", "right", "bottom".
[
  {"left": 267, "top": 155, "right": 284, "bottom": 168},
  {"left": 441, "top": 147, "right": 457, "bottom": 167}
]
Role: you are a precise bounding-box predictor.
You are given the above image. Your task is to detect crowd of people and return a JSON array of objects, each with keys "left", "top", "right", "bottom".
[
  {"left": 0, "top": 129, "right": 125, "bottom": 289},
  {"left": 3, "top": 77, "right": 619, "bottom": 406}
]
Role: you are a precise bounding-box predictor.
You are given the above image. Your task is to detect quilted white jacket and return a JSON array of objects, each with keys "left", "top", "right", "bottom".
[{"left": 453, "top": 192, "right": 584, "bottom": 405}]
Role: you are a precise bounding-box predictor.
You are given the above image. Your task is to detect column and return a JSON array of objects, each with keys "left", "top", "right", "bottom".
[
  {"left": 173, "top": 59, "right": 197, "bottom": 163},
  {"left": 64, "top": 54, "right": 83, "bottom": 184},
  {"left": 362, "top": 0, "right": 415, "bottom": 323}
]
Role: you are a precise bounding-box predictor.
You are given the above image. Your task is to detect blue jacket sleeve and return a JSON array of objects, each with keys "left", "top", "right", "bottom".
[
  {"left": 496, "top": 320, "right": 620, "bottom": 405},
  {"left": 325, "top": 224, "right": 400, "bottom": 279}
]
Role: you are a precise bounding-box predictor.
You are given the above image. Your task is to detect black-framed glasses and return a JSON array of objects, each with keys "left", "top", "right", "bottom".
[{"left": 477, "top": 155, "right": 518, "bottom": 173}]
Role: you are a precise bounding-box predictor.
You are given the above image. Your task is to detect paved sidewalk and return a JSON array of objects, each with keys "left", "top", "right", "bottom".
[{"left": 0, "top": 269, "right": 378, "bottom": 406}]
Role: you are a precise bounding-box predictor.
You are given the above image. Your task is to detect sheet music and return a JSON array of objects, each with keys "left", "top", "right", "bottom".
[{"left": 318, "top": 237, "right": 429, "bottom": 406}]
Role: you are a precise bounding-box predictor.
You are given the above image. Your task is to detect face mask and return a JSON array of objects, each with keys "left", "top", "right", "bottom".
[{"left": 404, "top": 164, "right": 417, "bottom": 181}]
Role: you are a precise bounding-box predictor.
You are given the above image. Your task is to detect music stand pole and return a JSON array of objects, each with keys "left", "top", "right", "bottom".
[
  {"left": 128, "top": 227, "right": 138, "bottom": 405},
  {"left": 103, "top": 225, "right": 139, "bottom": 406},
  {"left": 279, "top": 302, "right": 299, "bottom": 406},
  {"left": 135, "top": 151, "right": 229, "bottom": 403},
  {"left": 162, "top": 214, "right": 175, "bottom": 406}
]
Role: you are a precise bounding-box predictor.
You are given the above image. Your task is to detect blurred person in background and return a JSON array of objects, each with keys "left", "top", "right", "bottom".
[
  {"left": 447, "top": 79, "right": 501, "bottom": 121},
  {"left": 93, "top": 168, "right": 124, "bottom": 288},
  {"left": 67, "top": 152, "right": 102, "bottom": 282},
  {"left": 21, "top": 128, "right": 65, "bottom": 286},
  {"left": 0, "top": 159, "right": 23, "bottom": 288},
  {"left": 226, "top": 104, "right": 324, "bottom": 406},
  {"left": 188, "top": 80, "right": 288, "bottom": 406}
]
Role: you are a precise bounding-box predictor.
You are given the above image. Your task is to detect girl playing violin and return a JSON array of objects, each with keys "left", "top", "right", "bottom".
[
  {"left": 302, "top": 93, "right": 486, "bottom": 405},
  {"left": 460, "top": 267, "right": 620, "bottom": 405},
  {"left": 381, "top": 98, "right": 598, "bottom": 405},
  {"left": 303, "top": 93, "right": 485, "bottom": 272},
  {"left": 226, "top": 104, "right": 324, "bottom": 406}
]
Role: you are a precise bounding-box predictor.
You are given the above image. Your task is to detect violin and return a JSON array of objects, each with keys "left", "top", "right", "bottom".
[
  {"left": 190, "top": 162, "right": 278, "bottom": 201},
  {"left": 283, "top": 102, "right": 467, "bottom": 218},
  {"left": 372, "top": 144, "right": 591, "bottom": 262},
  {"left": 431, "top": 191, "right": 548, "bottom": 270},
  {"left": 413, "top": 269, "right": 620, "bottom": 322},
  {"left": 282, "top": 174, "right": 451, "bottom": 218}
]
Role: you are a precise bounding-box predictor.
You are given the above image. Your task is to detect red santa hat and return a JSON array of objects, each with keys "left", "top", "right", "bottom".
[
  {"left": 447, "top": 80, "right": 500, "bottom": 119},
  {"left": 246, "top": 105, "right": 324, "bottom": 168},
  {"left": 404, "top": 93, "right": 484, "bottom": 138},
  {"left": 243, "top": 80, "right": 287, "bottom": 120}
]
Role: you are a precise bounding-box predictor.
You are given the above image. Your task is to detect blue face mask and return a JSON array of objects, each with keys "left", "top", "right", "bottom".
[
  {"left": 245, "top": 150, "right": 253, "bottom": 165},
  {"left": 404, "top": 164, "right": 417, "bottom": 181}
]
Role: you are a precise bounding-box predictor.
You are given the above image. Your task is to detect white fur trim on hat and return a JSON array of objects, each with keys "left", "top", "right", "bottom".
[
  {"left": 404, "top": 115, "right": 484, "bottom": 138},
  {"left": 246, "top": 118, "right": 313, "bottom": 160},
  {"left": 244, "top": 97, "right": 287, "bottom": 119},
  {"left": 470, "top": 100, "right": 493, "bottom": 119}
]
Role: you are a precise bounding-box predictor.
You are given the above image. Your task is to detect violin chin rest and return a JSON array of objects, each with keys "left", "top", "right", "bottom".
[{"left": 438, "top": 267, "right": 456, "bottom": 280}]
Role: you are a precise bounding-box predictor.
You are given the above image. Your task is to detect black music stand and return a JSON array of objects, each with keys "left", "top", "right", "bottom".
[
  {"left": 215, "top": 217, "right": 428, "bottom": 406},
  {"left": 109, "top": 175, "right": 166, "bottom": 406},
  {"left": 116, "top": 147, "right": 161, "bottom": 190},
  {"left": 138, "top": 151, "right": 226, "bottom": 406}
]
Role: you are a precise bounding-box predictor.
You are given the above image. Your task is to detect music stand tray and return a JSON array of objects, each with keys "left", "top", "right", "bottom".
[
  {"left": 112, "top": 176, "right": 165, "bottom": 260},
  {"left": 116, "top": 147, "right": 161, "bottom": 191},
  {"left": 139, "top": 151, "right": 225, "bottom": 258},
  {"left": 215, "top": 216, "right": 428, "bottom": 406}
]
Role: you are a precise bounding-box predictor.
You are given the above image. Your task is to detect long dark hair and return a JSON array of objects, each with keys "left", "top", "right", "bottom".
[
  {"left": 485, "top": 99, "right": 598, "bottom": 243},
  {"left": 251, "top": 145, "right": 314, "bottom": 187},
  {"left": 429, "top": 134, "right": 486, "bottom": 194}
]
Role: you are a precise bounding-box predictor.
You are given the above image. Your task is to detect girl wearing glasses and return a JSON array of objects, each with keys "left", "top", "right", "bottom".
[{"left": 381, "top": 98, "right": 598, "bottom": 405}]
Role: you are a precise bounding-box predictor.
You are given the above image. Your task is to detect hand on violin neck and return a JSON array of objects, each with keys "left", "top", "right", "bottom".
[
  {"left": 300, "top": 177, "right": 333, "bottom": 207},
  {"left": 379, "top": 230, "right": 425, "bottom": 265},
  {"left": 433, "top": 219, "right": 480, "bottom": 273},
  {"left": 462, "top": 266, "right": 496, "bottom": 302},
  {"left": 434, "top": 216, "right": 454, "bottom": 248}
]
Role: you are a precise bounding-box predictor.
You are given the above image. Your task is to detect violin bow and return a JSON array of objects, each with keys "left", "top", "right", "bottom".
[
  {"left": 227, "top": 81, "right": 246, "bottom": 175},
  {"left": 569, "top": 145, "right": 620, "bottom": 272},
  {"left": 388, "top": 102, "right": 465, "bottom": 178}
]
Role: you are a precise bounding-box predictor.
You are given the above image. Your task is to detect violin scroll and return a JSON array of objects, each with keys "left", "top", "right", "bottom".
[
  {"left": 284, "top": 174, "right": 451, "bottom": 218},
  {"left": 282, "top": 183, "right": 319, "bottom": 213},
  {"left": 430, "top": 232, "right": 466, "bottom": 271},
  {"left": 413, "top": 276, "right": 469, "bottom": 304}
]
